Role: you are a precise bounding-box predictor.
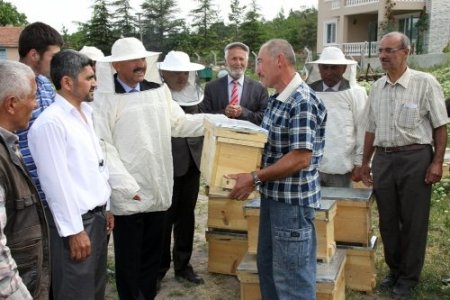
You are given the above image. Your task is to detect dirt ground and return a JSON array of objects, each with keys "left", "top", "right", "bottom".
[{"left": 105, "top": 194, "right": 241, "bottom": 300}]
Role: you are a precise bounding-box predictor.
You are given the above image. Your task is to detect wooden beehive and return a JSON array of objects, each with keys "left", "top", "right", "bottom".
[
  {"left": 316, "top": 199, "right": 337, "bottom": 262},
  {"left": 322, "top": 187, "right": 375, "bottom": 246},
  {"left": 243, "top": 199, "right": 260, "bottom": 254},
  {"left": 237, "top": 250, "right": 346, "bottom": 300},
  {"left": 205, "top": 229, "right": 248, "bottom": 275},
  {"left": 207, "top": 193, "right": 248, "bottom": 232},
  {"left": 244, "top": 198, "right": 337, "bottom": 262},
  {"left": 317, "top": 249, "right": 347, "bottom": 300},
  {"left": 200, "top": 116, "right": 267, "bottom": 196},
  {"left": 337, "top": 236, "right": 377, "bottom": 293}
]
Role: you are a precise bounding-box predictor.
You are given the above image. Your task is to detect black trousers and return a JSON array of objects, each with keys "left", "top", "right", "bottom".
[
  {"left": 372, "top": 146, "right": 433, "bottom": 288},
  {"left": 48, "top": 208, "right": 107, "bottom": 300},
  {"left": 160, "top": 165, "right": 200, "bottom": 276},
  {"left": 114, "top": 211, "right": 167, "bottom": 300}
]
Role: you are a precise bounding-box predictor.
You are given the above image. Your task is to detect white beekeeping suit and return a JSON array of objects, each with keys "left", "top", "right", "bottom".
[{"left": 306, "top": 47, "right": 368, "bottom": 179}]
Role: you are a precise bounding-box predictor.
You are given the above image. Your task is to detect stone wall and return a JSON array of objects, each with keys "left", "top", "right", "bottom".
[{"left": 424, "top": 0, "right": 450, "bottom": 54}]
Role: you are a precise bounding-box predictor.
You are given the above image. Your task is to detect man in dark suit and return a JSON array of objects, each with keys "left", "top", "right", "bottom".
[
  {"left": 157, "top": 51, "right": 205, "bottom": 287},
  {"left": 200, "top": 42, "right": 268, "bottom": 125}
]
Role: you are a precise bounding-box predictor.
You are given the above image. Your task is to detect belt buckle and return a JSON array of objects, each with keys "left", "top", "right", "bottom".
[{"left": 382, "top": 147, "right": 393, "bottom": 153}]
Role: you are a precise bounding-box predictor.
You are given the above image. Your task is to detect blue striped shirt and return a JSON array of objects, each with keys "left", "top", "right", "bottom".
[
  {"left": 260, "top": 74, "right": 327, "bottom": 207},
  {"left": 17, "top": 75, "right": 56, "bottom": 204}
]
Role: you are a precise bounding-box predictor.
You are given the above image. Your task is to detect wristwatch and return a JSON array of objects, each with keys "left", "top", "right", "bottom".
[{"left": 251, "top": 171, "right": 262, "bottom": 187}]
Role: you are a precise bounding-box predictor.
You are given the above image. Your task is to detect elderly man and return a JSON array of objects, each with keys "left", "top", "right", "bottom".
[
  {"left": 28, "top": 50, "right": 112, "bottom": 300},
  {"left": 228, "top": 39, "right": 327, "bottom": 299},
  {"left": 200, "top": 42, "right": 268, "bottom": 125},
  {"left": 92, "top": 37, "right": 208, "bottom": 299},
  {"left": 361, "top": 32, "right": 448, "bottom": 297},
  {"left": 0, "top": 60, "right": 50, "bottom": 299},
  {"left": 307, "top": 46, "right": 367, "bottom": 187},
  {"left": 157, "top": 51, "right": 205, "bottom": 286}
]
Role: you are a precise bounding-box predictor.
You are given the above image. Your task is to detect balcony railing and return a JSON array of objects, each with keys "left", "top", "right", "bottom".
[
  {"left": 345, "top": 0, "right": 378, "bottom": 7},
  {"left": 341, "top": 42, "right": 379, "bottom": 57},
  {"left": 345, "top": 0, "right": 424, "bottom": 7}
]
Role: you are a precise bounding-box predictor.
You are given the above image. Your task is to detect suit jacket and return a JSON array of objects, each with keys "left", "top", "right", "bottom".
[
  {"left": 200, "top": 75, "right": 269, "bottom": 125},
  {"left": 171, "top": 105, "right": 203, "bottom": 177},
  {"left": 309, "top": 79, "right": 350, "bottom": 92},
  {"left": 113, "top": 74, "right": 160, "bottom": 93}
]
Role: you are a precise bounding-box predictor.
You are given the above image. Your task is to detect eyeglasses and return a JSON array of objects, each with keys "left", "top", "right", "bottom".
[{"left": 378, "top": 47, "right": 405, "bottom": 54}]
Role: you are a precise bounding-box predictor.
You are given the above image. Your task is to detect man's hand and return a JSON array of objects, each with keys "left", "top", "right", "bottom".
[
  {"left": 225, "top": 104, "right": 242, "bottom": 118},
  {"left": 68, "top": 231, "right": 91, "bottom": 262},
  {"left": 360, "top": 163, "right": 373, "bottom": 187},
  {"left": 227, "top": 173, "right": 254, "bottom": 200},
  {"left": 351, "top": 166, "right": 362, "bottom": 182},
  {"left": 106, "top": 212, "right": 114, "bottom": 234},
  {"left": 425, "top": 162, "right": 443, "bottom": 184}
]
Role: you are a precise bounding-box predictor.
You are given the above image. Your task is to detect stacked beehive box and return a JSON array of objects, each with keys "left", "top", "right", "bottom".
[
  {"left": 239, "top": 198, "right": 345, "bottom": 300},
  {"left": 322, "top": 187, "right": 377, "bottom": 293},
  {"left": 201, "top": 115, "right": 268, "bottom": 275}
]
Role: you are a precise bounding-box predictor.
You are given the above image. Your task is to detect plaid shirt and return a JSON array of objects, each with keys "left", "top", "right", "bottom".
[
  {"left": 260, "top": 74, "right": 327, "bottom": 207},
  {"left": 17, "top": 75, "right": 56, "bottom": 204}
]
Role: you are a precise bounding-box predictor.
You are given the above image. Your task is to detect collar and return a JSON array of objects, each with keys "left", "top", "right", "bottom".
[
  {"left": 54, "top": 94, "right": 93, "bottom": 116},
  {"left": 383, "top": 67, "right": 410, "bottom": 88},
  {"left": 276, "top": 73, "right": 303, "bottom": 102},
  {"left": 0, "top": 126, "right": 18, "bottom": 148},
  {"left": 228, "top": 75, "right": 244, "bottom": 86},
  {"left": 117, "top": 77, "right": 141, "bottom": 93},
  {"left": 322, "top": 81, "right": 341, "bottom": 92}
]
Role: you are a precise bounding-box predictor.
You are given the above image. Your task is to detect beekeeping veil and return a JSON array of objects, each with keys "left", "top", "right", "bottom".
[{"left": 158, "top": 50, "right": 204, "bottom": 106}]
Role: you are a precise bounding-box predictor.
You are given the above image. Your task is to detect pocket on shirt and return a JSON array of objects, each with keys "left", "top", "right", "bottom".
[{"left": 397, "top": 103, "right": 419, "bottom": 129}]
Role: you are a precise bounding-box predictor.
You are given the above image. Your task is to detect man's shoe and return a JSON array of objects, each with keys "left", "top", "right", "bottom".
[
  {"left": 175, "top": 268, "right": 205, "bottom": 284},
  {"left": 379, "top": 273, "right": 398, "bottom": 289},
  {"left": 392, "top": 283, "right": 414, "bottom": 298}
]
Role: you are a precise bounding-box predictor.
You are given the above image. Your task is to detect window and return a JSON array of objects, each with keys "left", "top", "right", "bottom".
[
  {"left": 0, "top": 49, "right": 6, "bottom": 60},
  {"left": 398, "top": 16, "right": 419, "bottom": 44},
  {"left": 324, "top": 21, "right": 337, "bottom": 45}
]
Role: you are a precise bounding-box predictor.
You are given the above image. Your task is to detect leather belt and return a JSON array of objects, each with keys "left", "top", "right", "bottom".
[
  {"left": 87, "top": 204, "right": 106, "bottom": 214},
  {"left": 376, "top": 144, "right": 429, "bottom": 153}
]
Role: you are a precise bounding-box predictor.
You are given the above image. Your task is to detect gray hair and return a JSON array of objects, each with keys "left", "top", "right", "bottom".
[
  {"left": 260, "top": 39, "right": 296, "bottom": 66},
  {"left": 51, "top": 49, "right": 93, "bottom": 90},
  {"left": 224, "top": 42, "right": 250, "bottom": 61},
  {"left": 0, "top": 60, "right": 35, "bottom": 104},
  {"left": 382, "top": 31, "right": 411, "bottom": 50}
]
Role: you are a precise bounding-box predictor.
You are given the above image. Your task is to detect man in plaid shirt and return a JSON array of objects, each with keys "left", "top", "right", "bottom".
[{"left": 229, "top": 39, "right": 327, "bottom": 299}]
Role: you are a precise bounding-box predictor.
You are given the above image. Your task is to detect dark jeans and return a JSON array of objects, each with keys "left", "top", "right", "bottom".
[
  {"left": 114, "top": 211, "right": 167, "bottom": 300},
  {"left": 372, "top": 146, "right": 432, "bottom": 288},
  {"left": 160, "top": 165, "right": 200, "bottom": 276}
]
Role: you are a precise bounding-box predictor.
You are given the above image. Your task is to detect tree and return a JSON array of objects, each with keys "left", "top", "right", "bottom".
[
  {"left": 240, "top": 0, "right": 266, "bottom": 54},
  {"left": 141, "top": 0, "right": 184, "bottom": 53},
  {"left": 80, "top": 0, "right": 116, "bottom": 55},
  {"left": 111, "top": 0, "right": 137, "bottom": 38},
  {"left": 190, "top": 0, "right": 220, "bottom": 51},
  {"left": 0, "top": 0, "right": 27, "bottom": 26},
  {"left": 228, "top": 0, "right": 246, "bottom": 40}
]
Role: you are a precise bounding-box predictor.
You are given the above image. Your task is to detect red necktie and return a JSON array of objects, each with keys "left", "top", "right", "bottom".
[{"left": 230, "top": 80, "right": 239, "bottom": 105}]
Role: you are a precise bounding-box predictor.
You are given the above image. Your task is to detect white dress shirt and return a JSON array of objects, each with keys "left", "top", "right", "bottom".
[{"left": 28, "top": 94, "right": 111, "bottom": 237}]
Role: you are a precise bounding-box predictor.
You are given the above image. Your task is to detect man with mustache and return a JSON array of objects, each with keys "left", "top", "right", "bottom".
[
  {"left": 28, "top": 50, "right": 112, "bottom": 300},
  {"left": 92, "top": 37, "right": 209, "bottom": 299},
  {"left": 200, "top": 42, "right": 268, "bottom": 125},
  {"left": 361, "top": 31, "right": 448, "bottom": 298}
]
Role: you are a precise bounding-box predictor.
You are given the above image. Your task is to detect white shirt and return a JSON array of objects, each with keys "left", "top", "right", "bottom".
[{"left": 28, "top": 95, "right": 111, "bottom": 237}]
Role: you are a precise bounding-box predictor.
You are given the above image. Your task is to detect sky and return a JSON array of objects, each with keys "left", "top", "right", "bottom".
[{"left": 7, "top": 0, "right": 318, "bottom": 33}]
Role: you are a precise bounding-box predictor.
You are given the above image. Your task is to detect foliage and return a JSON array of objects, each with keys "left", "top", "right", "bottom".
[
  {"left": 111, "top": 0, "right": 137, "bottom": 38},
  {"left": 430, "top": 64, "right": 450, "bottom": 99},
  {"left": 240, "top": 0, "right": 267, "bottom": 55},
  {"left": 0, "top": 0, "right": 27, "bottom": 26},
  {"left": 228, "top": 0, "right": 246, "bottom": 41},
  {"left": 443, "top": 42, "right": 450, "bottom": 53},
  {"left": 190, "top": 0, "right": 220, "bottom": 51},
  {"left": 378, "top": 0, "right": 396, "bottom": 36},
  {"left": 141, "top": 0, "right": 184, "bottom": 53},
  {"left": 415, "top": 7, "right": 428, "bottom": 54}
]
